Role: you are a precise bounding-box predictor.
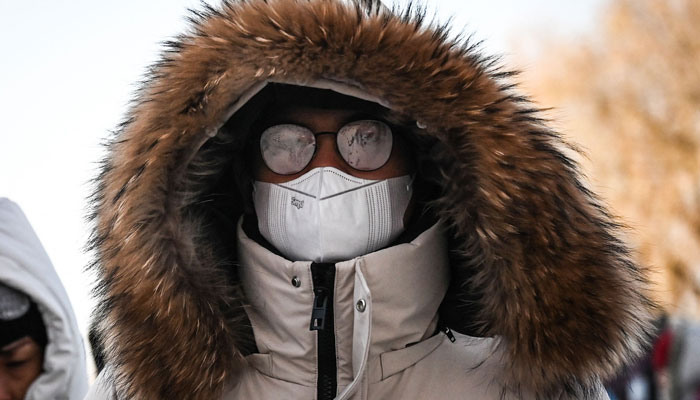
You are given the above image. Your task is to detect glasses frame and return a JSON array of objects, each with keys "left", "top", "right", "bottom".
[{"left": 259, "top": 119, "right": 395, "bottom": 175}]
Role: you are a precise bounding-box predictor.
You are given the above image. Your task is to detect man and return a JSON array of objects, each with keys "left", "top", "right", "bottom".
[
  {"left": 86, "top": 1, "right": 654, "bottom": 399},
  {"left": 0, "top": 199, "right": 88, "bottom": 400}
]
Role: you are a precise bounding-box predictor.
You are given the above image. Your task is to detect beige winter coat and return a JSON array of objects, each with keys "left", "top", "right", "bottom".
[
  {"left": 228, "top": 220, "right": 606, "bottom": 399},
  {"left": 88, "top": 220, "right": 607, "bottom": 399},
  {"left": 86, "top": 0, "right": 654, "bottom": 399}
]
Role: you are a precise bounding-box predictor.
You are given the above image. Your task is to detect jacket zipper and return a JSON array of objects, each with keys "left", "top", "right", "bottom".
[
  {"left": 442, "top": 326, "right": 456, "bottom": 343},
  {"left": 310, "top": 263, "right": 337, "bottom": 400}
]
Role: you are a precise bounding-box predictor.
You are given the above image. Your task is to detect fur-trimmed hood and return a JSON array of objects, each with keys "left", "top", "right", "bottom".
[{"left": 89, "top": 0, "right": 654, "bottom": 398}]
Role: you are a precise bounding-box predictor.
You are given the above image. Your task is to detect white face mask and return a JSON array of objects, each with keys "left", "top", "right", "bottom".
[{"left": 253, "top": 167, "right": 413, "bottom": 262}]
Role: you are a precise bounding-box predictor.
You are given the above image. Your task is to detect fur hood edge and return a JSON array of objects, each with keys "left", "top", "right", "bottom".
[{"left": 89, "top": 1, "right": 655, "bottom": 398}]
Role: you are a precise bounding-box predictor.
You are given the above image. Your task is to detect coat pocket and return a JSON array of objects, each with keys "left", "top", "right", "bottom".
[{"left": 379, "top": 333, "right": 445, "bottom": 381}]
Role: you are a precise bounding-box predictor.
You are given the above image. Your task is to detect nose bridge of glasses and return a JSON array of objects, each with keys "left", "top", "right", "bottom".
[{"left": 308, "top": 132, "right": 348, "bottom": 171}]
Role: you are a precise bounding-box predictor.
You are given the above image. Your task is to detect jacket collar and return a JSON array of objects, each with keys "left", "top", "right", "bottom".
[{"left": 237, "top": 217, "right": 449, "bottom": 390}]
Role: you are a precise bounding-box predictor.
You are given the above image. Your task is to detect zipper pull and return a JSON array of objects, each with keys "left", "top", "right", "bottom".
[
  {"left": 310, "top": 288, "right": 328, "bottom": 331},
  {"left": 442, "top": 326, "right": 456, "bottom": 343}
]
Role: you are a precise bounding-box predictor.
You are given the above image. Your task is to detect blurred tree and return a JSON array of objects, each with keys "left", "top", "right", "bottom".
[{"left": 519, "top": 0, "right": 700, "bottom": 317}]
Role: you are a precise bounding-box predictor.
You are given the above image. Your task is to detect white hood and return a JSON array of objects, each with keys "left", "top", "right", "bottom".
[{"left": 0, "top": 198, "right": 88, "bottom": 400}]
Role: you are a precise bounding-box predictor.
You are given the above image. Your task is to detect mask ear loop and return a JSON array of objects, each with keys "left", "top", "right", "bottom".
[{"left": 406, "top": 173, "right": 416, "bottom": 192}]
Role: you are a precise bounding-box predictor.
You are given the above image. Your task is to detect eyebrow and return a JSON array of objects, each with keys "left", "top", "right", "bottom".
[
  {"left": 1, "top": 337, "right": 31, "bottom": 353},
  {"left": 345, "top": 111, "right": 383, "bottom": 123},
  {"left": 265, "top": 111, "right": 385, "bottom": 130}
]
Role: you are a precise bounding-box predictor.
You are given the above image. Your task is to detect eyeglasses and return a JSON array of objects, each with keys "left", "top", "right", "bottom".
[{"left": 259, "top": 120, "right": 394, "bottom": 175}]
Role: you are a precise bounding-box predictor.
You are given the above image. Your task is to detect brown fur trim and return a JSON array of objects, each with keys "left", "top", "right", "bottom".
[{"left": 89, "top": 0, "right": 655, "bottom": 398}]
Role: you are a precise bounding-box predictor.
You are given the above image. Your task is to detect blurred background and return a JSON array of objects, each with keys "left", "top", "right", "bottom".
[
  {"left": 1, "top": 0, "right": 698, "bottom": 395},
  {"left": 516, "top": 0, "right": 700, "bottom": 321}
]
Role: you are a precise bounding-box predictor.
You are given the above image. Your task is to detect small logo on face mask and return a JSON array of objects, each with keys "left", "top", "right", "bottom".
[{"left": 291, "top": 197, "right": 304, "bottom": 209}]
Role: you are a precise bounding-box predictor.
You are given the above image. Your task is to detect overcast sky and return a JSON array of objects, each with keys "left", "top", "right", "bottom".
[{"left": 0, "top": 0, "right": 606, "bottom": 343}]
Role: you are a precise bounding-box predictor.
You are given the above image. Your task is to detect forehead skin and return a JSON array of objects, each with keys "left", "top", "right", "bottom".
[
  {"left": 0, "top": 337, "right": 44, "bottom": 400},
  {"left": 252, "top": 105, "right": 414, "bottom": 184}
]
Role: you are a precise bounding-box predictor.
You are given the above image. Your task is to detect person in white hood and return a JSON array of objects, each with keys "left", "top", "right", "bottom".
[{"left": 0, "top": 198, "right": 88, "bottom": 400}]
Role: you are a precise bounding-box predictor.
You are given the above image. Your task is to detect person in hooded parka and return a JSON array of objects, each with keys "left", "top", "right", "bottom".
[
  {"left": 85, "top": 1, "right": 656, "bottom": 399},
  {"left": 0, "top": 198, "right": 88, "bottom": 400}
]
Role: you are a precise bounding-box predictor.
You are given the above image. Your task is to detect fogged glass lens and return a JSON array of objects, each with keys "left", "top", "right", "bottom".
[
  {"left": 336, "top": 120, "right": 393, "bottom": 171},
  {"left": 260, "top": 124, "right": 316, "bottom": 175}
]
